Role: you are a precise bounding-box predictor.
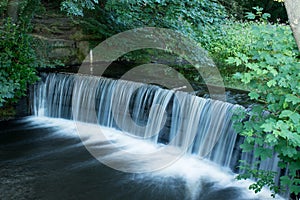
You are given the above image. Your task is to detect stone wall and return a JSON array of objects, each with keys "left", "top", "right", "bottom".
[
  {"left": 32, "top": 35, "right": 89, "bottom": 66},
  {"left": 31, "top": 10, "right": 91, "bottom": 66}
]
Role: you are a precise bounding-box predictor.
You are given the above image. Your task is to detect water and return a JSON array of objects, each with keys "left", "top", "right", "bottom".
[
  {"left": 0, "top": 117, "right": 281, "bottom": 200},
  {"left": 33, "top": 73, "right": 241, "bottom": 169},
  {"left": 0, "top": 73, "right": 285, "bottom": 199}
]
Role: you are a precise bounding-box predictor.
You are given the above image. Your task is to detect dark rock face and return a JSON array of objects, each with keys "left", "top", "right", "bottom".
[
  {"left": 0, "top": 97, "right": 29, "bottom": 121},
  {"left": 32, "top": 36, "right": 89, "bottom": 66},
  {"left": 31, "top": 4, "right": 90, "bottom": 67}
]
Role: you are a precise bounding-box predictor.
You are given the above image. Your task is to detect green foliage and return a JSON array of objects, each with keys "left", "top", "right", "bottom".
[
  {"left": 0, "top": 0, "right": 8, "bottom": 17},
  {"left": 245, "top": 6, "right": 271, "bottom": 21},
  {"left": 0, "top": 18, "right": 52, "bottom": 107},
  {"left": 206, "top": 7, "right": 284, "bottom": 85},
  {"left": 63, "top": 0, "right": 227, "bottom": 47},
  {"left": 66, "top": 0, "right": 228, "bottom": 82},
  {"left": 218, "top": 0, "right": 287, "bottom": 22},
  {"left": 229, "top": 11, "right": 300, "bottom": 197},
  {"left": 0, "top": 0, "right": 59, "bottom": 108},
  {"left": 206, "top": 20, "right": 252, "bottom": 78},
  {"left": 61, "top": 0, "right": 99, "bottom": 16},
  {"left": 1, "top": 0, "right": 44, "bottom": 24},
  {"left": 18, "top": 0, "right": 44, "bottom": 25},
  {"left": 105, "top": 0, "right": 227, "bottom": 44},
  {"left": 76, "top": 1, "right": 125, "bottom": 41},
  {"left": 237, "top": 160, "right": 279, "bottom": 196},
  {"left": 60, "top": 0, "right": 228, "bottom": 84}
]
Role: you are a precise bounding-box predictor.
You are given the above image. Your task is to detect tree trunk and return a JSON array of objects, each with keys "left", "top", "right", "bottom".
[
  {"left": 7, "top": 0, "right": 19, "bottom": 23},
  {"left": 284, "top": 0, "right": 300, "bottom": 51}
]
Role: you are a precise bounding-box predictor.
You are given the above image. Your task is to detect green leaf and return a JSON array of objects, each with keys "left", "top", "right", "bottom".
[
  {"left": 290, "top": 113, "right": 300, "bottom": 124},
  {"left": 280, "top": 176, "right": 292, "bottom": 187},
  {"left": 240, "top": 142, "right": 254, "bottom": 152},
  {"left": 279, "top": 110, "right": 294, "bottom": 118},
  {"left": 262, "top": 13, "right": 271, "bottom": 20},
  {"left": 245, "top": 12, "right": 255, "bottom": 20},
  {"left": 285, "top": 94, "right": 300, "bottom": 105},
  {"left": 265, "top": 134, "right": 278, "bottom": 145},
  {"left": 267, "top": 79, "right": 276, "bottom": 87},
  {"left": 280, "top": 145, "right": 298, "bottom": 158},
  {"left": 254, "top": 147, "right": 272, "bottom": 160},
  {"left": 249, "top": 91, "right": 260, "bottom": 100},
  {"left": 290, "top": 185, "right": 300, "bottom": 195},
  {"left": 233, "top": 72, "right": 242, "bottom": 80},
  {"left": 283, "top": 101, "right": 289, "bottom": 109},
  {"left": 242, "top": 73, "right": 252, "bottom": 84},
  {"left": 280, "top": 110, "right": 300, "bottom": 124},
  {"left": 226, "top": 57, "right": 242, "bottom": 66},
  {"left": 236, "top": 52, "right": 248, "bottom": 63},
  {"left": 261, "top": 119, "right": 276, "bottom": 132}
]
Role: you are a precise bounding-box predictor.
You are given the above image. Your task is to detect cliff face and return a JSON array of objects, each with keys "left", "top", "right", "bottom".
[{"left": 31, "top": 3, "right": 89, "bottom": 67}]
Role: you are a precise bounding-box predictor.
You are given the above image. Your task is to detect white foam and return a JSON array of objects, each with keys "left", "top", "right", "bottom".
[{"left": 24, "top": 116, "right": 285, "bottom": 200}]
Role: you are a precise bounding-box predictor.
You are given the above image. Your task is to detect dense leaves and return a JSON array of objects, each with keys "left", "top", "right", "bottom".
[
  {"left": 0, "top": 0, "right": 60, "bottom": 108},
  {"left": 0, "top": 0, "right": 8, "bottom": 17},
  {"left": 0, "top": 19, "right": 35, "bottom": 106},
  {"left": 229, "top": 11, "right": 300, "bottom": 197},
  {"left": 61, "top": 0, "right": 99, "bottom": 16},
  {"left": 0, "top": 18, "right": 45, "bottom": 106},
  {"left": 63, "top": 0, "right": 228, "bottom": 82},
  {"left": 107, "top": 0, "right": 227, "bottom": 49},
  {"left": 218, "top": 0, "right": 287, "bottom": 22},
  {"left": 62, "top": 0, "right": 227, "bottom": 46}
]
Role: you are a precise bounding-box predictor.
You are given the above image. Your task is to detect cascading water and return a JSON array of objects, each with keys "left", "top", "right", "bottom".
[
  {"left": 30, "top": 72, "right": 284, "bottom": 199},
  {"left": 33, "top": 73, "right": 240, "bottom": 168}
]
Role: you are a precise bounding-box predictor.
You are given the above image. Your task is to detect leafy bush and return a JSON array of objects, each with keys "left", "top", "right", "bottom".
[
  {"left": 0, "top": 0, "right": 58, "bottom": 108},
  {"left": 105, "top": 0, "right": 227, "bottom": 44},
  {"left": 0, "top": 18, "right": 51, "bottom": 107},
  {"left": 64, "top": 0, "right": 227, "bottom": 82},
  {"left": 218, "top": 0, "right": 287, "bottom": 22},
  {"left": 205, "top": 20, "right": 254, "bottom": 78},
  {"left": 0, "top": 0, "right": 8, "bottom": 17},
  {"left": 228, "top": 16, "right": 300, "bottom": 197},
  {"left": 205, "top": 8, "right": 278, "bottom": 84},
  {"left": 61, "top": 0, "right": 100, "bottom": 16},
  {"left": 64, "top": 0, "right": 228, "bottom": 48}
]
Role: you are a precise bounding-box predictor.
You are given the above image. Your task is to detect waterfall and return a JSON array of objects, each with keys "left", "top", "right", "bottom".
[
  {"left": 32, "top": 72, "right": 280, "bottom": 177},
  {"left": 33, "top": 73, "right": 241, "bottom": 168}
]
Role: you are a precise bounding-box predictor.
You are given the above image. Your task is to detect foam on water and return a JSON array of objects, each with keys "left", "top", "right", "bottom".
[
  {"left": 23, "top": 116, "right": 284, "bottom": 200},
  {"left": 31, "top": 73, "right": 287, "bottom": 199}
]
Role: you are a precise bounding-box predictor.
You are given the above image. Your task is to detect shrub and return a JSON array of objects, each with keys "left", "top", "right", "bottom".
[
  {"left": 0, "top": 18, "right": 52, "bottom": 107},
  {"left": 105, "top": 0, "right": 227, "bottom": 43},
  {"left": 228, "top": 17, "right": 300, "bottom": 197}
]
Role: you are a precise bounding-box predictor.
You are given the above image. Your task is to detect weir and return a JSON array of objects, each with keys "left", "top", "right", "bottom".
[{"left": 32, "top": 72, "right": 281, "bottom": 188}]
